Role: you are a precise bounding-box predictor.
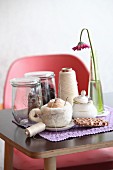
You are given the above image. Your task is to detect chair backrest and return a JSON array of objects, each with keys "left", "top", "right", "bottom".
[{"left": 3, "top": 54, "right": 89, "bottom": 108}]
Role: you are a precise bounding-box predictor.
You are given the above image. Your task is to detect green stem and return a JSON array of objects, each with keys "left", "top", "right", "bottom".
[{"left": 80, "top": 28, "right": 97, "bottom": 81}]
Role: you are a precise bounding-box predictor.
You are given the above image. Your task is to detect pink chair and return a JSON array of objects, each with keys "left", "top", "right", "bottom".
[
  {"left": 3, "top": 54, "right": 113, "bottom": 170},
  {"left": 3, "top": 54, "right": 89, "bottom": 109}
]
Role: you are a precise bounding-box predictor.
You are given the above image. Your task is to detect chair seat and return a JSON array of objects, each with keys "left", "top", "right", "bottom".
[{"left": 13, "top": 148, "right": 113, "bottom": 170}]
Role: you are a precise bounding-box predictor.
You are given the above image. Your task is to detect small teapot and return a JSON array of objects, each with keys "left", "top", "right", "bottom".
[
  {"left": 28, "top": 98, "right": 72, "bottom": 127},
  {"left": 73, "top": 90, "right": 97, "bottom": 118}
]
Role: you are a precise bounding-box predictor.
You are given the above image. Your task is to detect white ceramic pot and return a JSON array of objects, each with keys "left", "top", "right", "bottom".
[
  {"left": 41, "top": 101, "right": 72, "bottom": 127},
  {"left": 73, "top": 101, "right": 97, "bottom": 118},
  {"left": 73, "top": 90, "right": 97, "bottom": 118}
]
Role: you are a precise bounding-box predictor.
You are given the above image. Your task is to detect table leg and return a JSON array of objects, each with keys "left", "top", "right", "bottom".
[
  {"left": 4, "top": 141, "right": 13, "bottom": 170},
  {"left": 44, "top": 157, "right": 56, "bottom": 170}
]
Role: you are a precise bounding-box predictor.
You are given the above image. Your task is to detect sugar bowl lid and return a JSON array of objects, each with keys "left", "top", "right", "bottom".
[{"left": 73, "top": 90, "right": 88, "bottom": 104}]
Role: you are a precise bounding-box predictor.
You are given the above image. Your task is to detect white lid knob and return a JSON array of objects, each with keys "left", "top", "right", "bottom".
[{"left": 81, "top": 90, "right": 86, "bottom": 97}]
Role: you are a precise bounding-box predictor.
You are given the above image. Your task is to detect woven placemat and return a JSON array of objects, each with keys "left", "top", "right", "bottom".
[{"left": 39, "top": 106, "right": 113, "bottom": 142}]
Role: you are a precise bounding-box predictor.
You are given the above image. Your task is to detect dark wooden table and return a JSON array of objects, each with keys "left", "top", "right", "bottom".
[{"left": 0, "top": 93, "right": 113, "bottom": 170}]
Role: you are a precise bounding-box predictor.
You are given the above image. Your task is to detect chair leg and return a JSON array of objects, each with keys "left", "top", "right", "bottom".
[
  {"left": 4, "top": 141, "right": 13, "bottom": 170},
  {"left": 44, "top": 157, "right": 56, "bottom": 170}
]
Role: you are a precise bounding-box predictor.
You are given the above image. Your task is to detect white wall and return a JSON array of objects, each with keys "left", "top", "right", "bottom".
[{"left": 0, "top": 0, "right": 113, "bottom": 102}]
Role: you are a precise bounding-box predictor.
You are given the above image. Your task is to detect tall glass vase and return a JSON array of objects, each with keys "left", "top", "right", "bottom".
[{"left": 88, "top": 55, "right": 104, "bottom": 114}]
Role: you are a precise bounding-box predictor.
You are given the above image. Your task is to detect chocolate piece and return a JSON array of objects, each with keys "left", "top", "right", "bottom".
[{"left": 74, "top": 118, "right": 108, "bottom": 127}]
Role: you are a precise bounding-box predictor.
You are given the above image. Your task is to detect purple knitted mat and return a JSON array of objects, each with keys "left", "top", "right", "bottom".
[{"left": 39, "top": 106, "right": 113, "bottom": 142}]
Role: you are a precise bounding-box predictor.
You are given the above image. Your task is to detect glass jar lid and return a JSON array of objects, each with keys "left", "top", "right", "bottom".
[
  {"left": 24, "top": 71, "right": 55, "bottom": 79},
  {"left": 10, "top": 77, "right": 40, "bottom": 87}
]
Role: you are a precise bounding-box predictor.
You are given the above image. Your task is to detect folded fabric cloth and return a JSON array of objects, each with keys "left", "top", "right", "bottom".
[{"left": 12, "top": 120, "right": 35, "bottom": 128}]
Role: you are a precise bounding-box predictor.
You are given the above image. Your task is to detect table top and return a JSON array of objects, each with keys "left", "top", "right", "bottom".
[{"left": 0, "top": 92, "right": 113, "bottom": 159}]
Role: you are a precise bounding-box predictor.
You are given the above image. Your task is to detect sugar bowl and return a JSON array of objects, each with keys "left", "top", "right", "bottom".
[{"left": 73, "top": 90, "right": 97, "bottom": 118}]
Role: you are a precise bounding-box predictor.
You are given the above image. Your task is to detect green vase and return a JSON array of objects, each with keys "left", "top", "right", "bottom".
[{"left": 88, "top": 55, "right": 104, "bottom": 114}]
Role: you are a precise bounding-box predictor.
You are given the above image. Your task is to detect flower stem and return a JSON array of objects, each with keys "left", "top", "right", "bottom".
[{"left": 80, "top": 28, "right": 97, "bottom": 81}]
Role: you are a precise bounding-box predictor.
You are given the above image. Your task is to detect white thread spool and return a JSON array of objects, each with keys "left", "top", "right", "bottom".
[
  {"left": 58, "top": 68, "right": 78, "bottom": 105},
  {"left": 25, "top": 122, "right": 46, "bottom": 137}
]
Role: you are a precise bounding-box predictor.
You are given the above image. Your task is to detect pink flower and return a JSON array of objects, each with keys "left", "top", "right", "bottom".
[
  {"left": 72, "top": 42, "right": 90, "bottom": 51},
  {"left": 72, "top": 28, "right": 104, "bottom": 113},
  {"left": 72, "top": 28, "right": 97, "bottom": 81}
]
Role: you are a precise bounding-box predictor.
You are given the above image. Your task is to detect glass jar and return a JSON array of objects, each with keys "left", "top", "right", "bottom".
[
  {"left": 10, "top": 77, "right": 42, "bottom": 124},
  {"left": 88, "top": 56, "right": 104, "bottom": 113},
  {"left": 24, "top": 71, "right": 56, "bottom": 105}
]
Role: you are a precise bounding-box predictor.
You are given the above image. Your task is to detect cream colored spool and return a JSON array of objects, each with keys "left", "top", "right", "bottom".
[
  {"left": 58, "top": 68, "right": 78, "bottom": 105},
  {"left": 25, "top": 122, "right": 46, "bottom": 137}
]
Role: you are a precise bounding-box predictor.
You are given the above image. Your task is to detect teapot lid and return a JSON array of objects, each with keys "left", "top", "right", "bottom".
[{"left": 73, "top": 90, "right": 88, "bottom": 104}]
